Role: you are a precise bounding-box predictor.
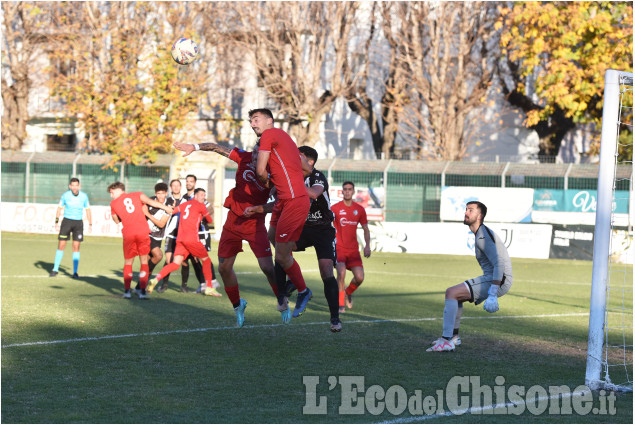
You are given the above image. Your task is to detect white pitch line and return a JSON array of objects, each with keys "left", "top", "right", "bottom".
[
  {"left": 376, "top": 389, "right": 591, "bottom": 424},
  {"left": 1, "top": 312, "right": 588, "bottom": 349}
]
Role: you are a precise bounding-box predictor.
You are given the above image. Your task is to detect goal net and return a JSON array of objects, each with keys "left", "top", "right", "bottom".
[{"left": 585, "top": 69, "right": 633, "bottom": 392}]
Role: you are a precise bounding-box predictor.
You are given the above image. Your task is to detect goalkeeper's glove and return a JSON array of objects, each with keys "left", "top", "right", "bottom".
[{"left": 483, "top": 284, "right": 500, "bottom": 313}]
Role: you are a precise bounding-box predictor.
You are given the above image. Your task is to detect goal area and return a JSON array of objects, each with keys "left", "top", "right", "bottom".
[{"left": 585, "top": 69, "right": 633, "bottom": 392}]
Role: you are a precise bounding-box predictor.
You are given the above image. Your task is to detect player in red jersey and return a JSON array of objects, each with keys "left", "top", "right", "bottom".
[
  {"left": 148, "top": 188, "right": 216, "bottom": 293},
  {"left": 332, "top": 181, "right": 371, "bottom": 312},
  {"left": 252, "top": 108, "right": 313, "bottom": 323},
  {"left": 172, "top": 140, "right": 278, "bottom": 328},
  {"left": 108, "top": 182, "right": 173, "bottom": 299}
]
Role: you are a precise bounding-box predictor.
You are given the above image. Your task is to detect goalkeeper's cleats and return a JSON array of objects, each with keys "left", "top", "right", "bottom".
[
  {"left": 431, "top": 335, "right": 461, "bottom": 347},
  {"left": 234, "top": 299, "right": 247, "bottom": 328},
  {"left": 205, "top": 287, "right": 223, "bottom": 297},
  {"left": 147, "top": 278, "right": 159, "bottom": 294},
  {"left": 426, "top": 338, "right": 455, "bottom": 352},
  {"left": 293, "top": 288, "right": 313, "bottom": 318}
]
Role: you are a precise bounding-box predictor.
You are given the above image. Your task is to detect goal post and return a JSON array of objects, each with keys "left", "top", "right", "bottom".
[{"left": 585, "top": 69, "right": 633, "bottom": 391}]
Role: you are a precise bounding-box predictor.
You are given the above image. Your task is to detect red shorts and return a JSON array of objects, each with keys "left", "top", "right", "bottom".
[
  {"left": 218, "top": 212, "right": 272, "bottom": 258},
  {"left": 274, "top": 196, "right": 310, "bottom": 243},
  {"left": 270, "top": 202, "right": 281, "bottom": 228},
  {"left": 337, "top": 249, "right": 363, "bottom": 270},
  {"left": 122, "top": 233, "right": 151, "bottom": 259},
  {"left": 174, "top": 239, "right": 209, "bottom": 259}
]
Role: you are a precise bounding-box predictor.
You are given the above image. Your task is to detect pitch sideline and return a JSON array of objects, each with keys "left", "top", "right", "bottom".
[{"left": 2, "top": 312, "right": 589, "bottom": 349}]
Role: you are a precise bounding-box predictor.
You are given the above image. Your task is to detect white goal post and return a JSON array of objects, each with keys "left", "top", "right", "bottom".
[{"left": 585, "top": 69, "right": 633, "bottom": 392}]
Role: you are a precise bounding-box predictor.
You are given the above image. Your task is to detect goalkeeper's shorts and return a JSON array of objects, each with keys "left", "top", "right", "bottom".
[{"left": 464, "top": 274, "right": 512, "bottom": 305}]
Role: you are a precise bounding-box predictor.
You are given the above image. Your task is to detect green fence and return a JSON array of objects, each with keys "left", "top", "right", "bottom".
[
  {"left": 315, "top": 158, "right": 632, "bottom": 222},
  {"left": 2, "top": 152, "right": 632, "bottom": 221},
  {"left": 1, "top": 152, "right": 172, "bottom": 206}
]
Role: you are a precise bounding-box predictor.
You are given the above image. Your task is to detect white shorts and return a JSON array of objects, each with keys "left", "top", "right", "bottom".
[{"left": 464, "top": 275, "right": 512, "bottom": 305}]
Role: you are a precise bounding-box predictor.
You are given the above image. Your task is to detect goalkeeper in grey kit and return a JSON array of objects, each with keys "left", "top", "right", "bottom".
[{"left": 428, "top": 201, "right": 513, "bottom": 352}]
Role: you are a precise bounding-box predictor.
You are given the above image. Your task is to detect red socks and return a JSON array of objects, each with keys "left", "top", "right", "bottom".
[
  {"left": 201, "top": 257, "right": 213, "bottom": 287},
  {"left": 283, "top": 260, "right": 307, "bottom": 292},
  {"left": 139, "top": 264, "right": 149, "bottom": 289},
  {"left": 346, "top": 282, "right": 359, "bottom": 296},
  {"left": 225, "top": 285, "right": 240, "bottom": 306},
  {"left": 339, "top": 290, "right": 345, "bottom": 307},
  {"left": 156, "top": 262, "right": 180, "bottom": 281},
  {"left": 123, "top": 264, "right": 133, "bottom": 290}
]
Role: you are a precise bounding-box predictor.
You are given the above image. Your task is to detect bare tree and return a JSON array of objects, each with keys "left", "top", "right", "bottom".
[
  {"left": 228, "top": 1, "right": 357, "bottom": 146},
  {"left": 1, "top": 2, "right": 59, "bottom": 150},
  {"left": 340, "top": 2, "right": 407, "bottom": 159},
  {"left": 395, "top": 1, "right": 499, "bottom": 160}
]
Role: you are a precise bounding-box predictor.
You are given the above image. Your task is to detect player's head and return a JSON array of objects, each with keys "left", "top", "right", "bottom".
[
  {"left": 249, "top": 108, "right": 274, "bottom": 137},
  {"left": 107, "top": 182, "right": 126, "bottom": 199},
  {"left": 464, "top": 201, "right": 487, "bottom": 226},
  {"left": 186, "top": 174, "right": 197, "bottom": 192},
  {"left": 154, "top": 182, "right": 168, "bottom": 203},
  {"left": 298, "top": 146, "right": 318, "bottom": 168},
  {"left": 193, "top": 187, "right": 206, "bottom": 203},
  {"left": 342, "top": 181, "right": 355, "bottom": 201},
  {"left": 69, "top": 178, "right": 80, "bottom": 195},
  {"left": 169, "top": 179, "right": 181, "bottom": 195}
]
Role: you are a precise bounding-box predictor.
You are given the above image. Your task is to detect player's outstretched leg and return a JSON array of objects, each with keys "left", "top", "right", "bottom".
[{"left": 234, "top": 299, "right": 247, "bottom": 328}]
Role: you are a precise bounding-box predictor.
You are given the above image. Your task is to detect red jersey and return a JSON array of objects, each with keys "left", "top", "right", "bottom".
[
  {"left": 333, "top": 201, "right": 368, "bottom": 252},
  {"left": 224, "top": 148, "right": 272, "bottom": 217},
  {"left": 110, "top": 192, "right": 149, "bottom": 238},
  {"left": 173, "top": 199, "right": 212, "bottom": 243},
  {"left": 258, "top": 128, "right": 307, "bottom": 200}
]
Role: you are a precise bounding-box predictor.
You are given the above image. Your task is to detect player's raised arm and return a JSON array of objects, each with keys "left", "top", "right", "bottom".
[
  {"left": 173, "top": 141, "right": 232, "bottom": 158},
  {"left": 140, "top": 193, "right": 173, "bottom": 215}
]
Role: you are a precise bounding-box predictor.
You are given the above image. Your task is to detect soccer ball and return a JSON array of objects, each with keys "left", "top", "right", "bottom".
[{"left": 170, "top": 37, "right": 198, "bottom": 65}]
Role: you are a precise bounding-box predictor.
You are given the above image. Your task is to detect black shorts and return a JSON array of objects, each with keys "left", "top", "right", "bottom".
[
  {"left": 164, "top": 237, "right": 177, "bottom": 254},
  {"left": 58, "top": 218, "right": 84, "bottom": 242},
  {"left": 150, "top": 238, "right": 163, "bottom": 251},
  {"left": 294, "top": 225, "right": 336, "bottom": 263}
]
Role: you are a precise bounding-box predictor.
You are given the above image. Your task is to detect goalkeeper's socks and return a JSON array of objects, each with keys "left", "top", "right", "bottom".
[
  {"left": 53, "top": 250, "right": 64, "bottom": 272},
  {"left": 72, "top": 252, "right": 80, "bottom": 274},
  {"left": 442, "top": 299, "right": 459, "bottom": 339}
]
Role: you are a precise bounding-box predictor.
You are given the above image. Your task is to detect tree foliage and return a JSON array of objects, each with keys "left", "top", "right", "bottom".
[
  {"left": 499, "top": 1, "right": 633, "bottom": 156},
  {"left": 47, "top": 2, "right": 209, "bottom": 166}
]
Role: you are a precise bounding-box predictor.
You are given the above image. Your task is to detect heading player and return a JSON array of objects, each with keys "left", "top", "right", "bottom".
[
  {"left": 275, "top": 146, "right": 341, "bottom": 332},
  {"left": 50, "top": 178, "right": 92, "bottom": 278},
  {"left": 253, "top": 108, "right": 313, "bottom": 323},
  {"left": 108, "top": 182, "right": 173, "bottom": 299},
  {"left": 332, "top": 181, "right": 371, "bottom": 312},
  {"left": 427, "top": 201, "right": 513, "bottom": 352},
  {"left": 173, "top": 140, "right": 278, "bottom": 328}
]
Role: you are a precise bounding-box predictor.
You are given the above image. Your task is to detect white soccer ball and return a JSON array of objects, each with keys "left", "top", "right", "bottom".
[{"left": 170, "top": 37, "right": 198, "bottom": 65}]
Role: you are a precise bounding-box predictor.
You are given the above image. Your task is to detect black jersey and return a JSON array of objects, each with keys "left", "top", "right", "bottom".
[
  {"left": 164, "top": 195, "right": 186, "bottom": 240},
  {"left": 147, "top": 196, "right": 169, "bottom": 241},
  {"left": 304, "top": 168, "right": 334, "bottom": 228}
]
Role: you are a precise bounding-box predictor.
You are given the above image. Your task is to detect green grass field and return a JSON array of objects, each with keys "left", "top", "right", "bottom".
[{"left": 1, "top": 232, "right": 632, "bottom": 423}]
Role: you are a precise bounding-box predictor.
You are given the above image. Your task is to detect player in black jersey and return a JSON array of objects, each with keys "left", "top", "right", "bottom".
[{"left": 277, "top": 146, "right": 341, "bottom": 332}]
